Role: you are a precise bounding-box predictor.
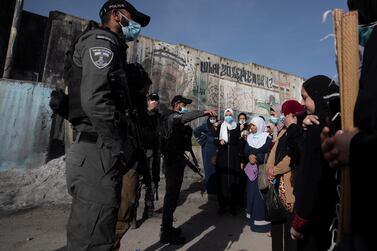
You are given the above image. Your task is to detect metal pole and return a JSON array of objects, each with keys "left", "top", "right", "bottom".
[
  {"left": 218, "top": 69, "right": 221, "bottom": 120},
  {"left": 3, "top": 0, "right": 24, "bottom": 79}
]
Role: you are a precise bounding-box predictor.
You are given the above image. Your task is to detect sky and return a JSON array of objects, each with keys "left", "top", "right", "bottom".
[{"left": 24, "top": 0, "right": 348, "bottom": 80}]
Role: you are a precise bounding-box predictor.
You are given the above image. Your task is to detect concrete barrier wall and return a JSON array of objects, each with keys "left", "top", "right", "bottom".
[
  {"left": 127, "top": 36, "right": 305, "bottom": 127},
  {"left": 0, "top": 79, "right": 52, "bottom": 171}
]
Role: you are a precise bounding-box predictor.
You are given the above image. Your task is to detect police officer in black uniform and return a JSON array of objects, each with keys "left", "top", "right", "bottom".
[
  {"left": 160, "top": 95, "right": 216, "bottom": 245},
  {"left": 141, "top": 93, "right": 162, "bottom": 219},
  {"left": 65, "top": 1, "right": 150, "bottom": 250}
]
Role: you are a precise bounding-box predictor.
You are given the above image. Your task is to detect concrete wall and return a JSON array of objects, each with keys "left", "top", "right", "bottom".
[
  {"left": 0, "top": 79, "right": 52, "bottom": 171},
  {"left": 40, "top": 11, "right": 88, "bottom": 89},
  {"left": 0, "top": 0, "right": 16, "bottom": 77},
  {"left": 12, "top": 11, "right": 48, "bottom": 81},
  {"left": 127, "top": 37, "right": 304, "bottom": 126}
]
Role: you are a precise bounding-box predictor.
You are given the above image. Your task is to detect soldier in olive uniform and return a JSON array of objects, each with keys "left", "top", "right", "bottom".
[{"left": 65, "top": 1, "right": 150, "bottom": 250}]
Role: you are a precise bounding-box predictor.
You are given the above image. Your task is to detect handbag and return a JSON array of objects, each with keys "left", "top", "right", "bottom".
[
  {"left": 278, "top": 175, "right": 294, "bottom": 212},
  {"left": 264, "top": 184, "right": 287, "bottom": 222},
  {"left": 257, "top": 163, "right": 269, "bottom": 190},
  {"left": 244, "top": 162, "right": 258, "bottom": 182}
]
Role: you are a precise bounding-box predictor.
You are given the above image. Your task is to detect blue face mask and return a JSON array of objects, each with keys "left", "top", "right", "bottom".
[
  {"left": 119, "top": 13, "right": 141, "bottom": 42},
  {"left": 180, "top": 107, "right": 188, "bottom": 113},
  {"left": 270, "top": 116, "right": 278, "bottom": 124},
  {"left": 225, "top": 115, "right": 234, "bottom": 123},
  {"left": 359, "top": 22, "right": 377, "bottom": 47}
]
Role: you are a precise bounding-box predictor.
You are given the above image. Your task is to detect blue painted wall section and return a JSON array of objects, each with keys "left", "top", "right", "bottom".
[{"left": 0, "top": 79, "right": 52, "bottom": 171}]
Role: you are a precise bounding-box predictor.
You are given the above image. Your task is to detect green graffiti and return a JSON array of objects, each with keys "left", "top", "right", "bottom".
[
  {"left": 255, "top": 101, "right": 271, "bottom": 113},
  {"left": 192, "top": 79, "right": 208, "bottom": 104}
]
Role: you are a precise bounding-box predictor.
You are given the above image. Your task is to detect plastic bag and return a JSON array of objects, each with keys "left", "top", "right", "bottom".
[
  {"left": 257, "top": 164, "right": 269, "bottom": 190},
  {"left": 264, "top": 184, "right": 287, "bottom": 222}
]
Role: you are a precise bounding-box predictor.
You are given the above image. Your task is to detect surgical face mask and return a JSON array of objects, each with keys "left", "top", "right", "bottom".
[
  {"left": 180, "top": 106, "right": 188, "bottom": 113},
  {"left": 209, "top": 118, "right": 216, "bottom": 124},
  {"left": 225, "top": 115, "right": 234, "bottom": 124},
  {"left": 359, "top": 22, "right": 377, "bottom": 47},
  {"left": 119, "top": 13, "right": 141, "bottom": 42},
  {"left": 239, "top": 119, "right": 246, "bottom": 125},
  {"left": 270, "top": 116, "right": 278, "bottom": 124}
]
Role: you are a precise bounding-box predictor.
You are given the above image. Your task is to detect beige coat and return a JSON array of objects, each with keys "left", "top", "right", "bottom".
[{"left": 266, "top": 128, "right": 295, "bottom": 204}]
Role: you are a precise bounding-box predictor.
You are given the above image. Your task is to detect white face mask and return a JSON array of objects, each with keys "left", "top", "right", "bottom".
[
  {"left": 239, "top": 119, "right": 246, "bottom": 125},
  {"left": 209, "top": 118, "right": 216, "bottom": 124}
]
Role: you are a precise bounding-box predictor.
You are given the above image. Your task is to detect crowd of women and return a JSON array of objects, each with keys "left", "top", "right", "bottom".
[
  {"left": 191, "top": 1, "right": 377, "bottom": 250},
  {"left": 194, "top": 75, "right": 342, "bottom": 251}
]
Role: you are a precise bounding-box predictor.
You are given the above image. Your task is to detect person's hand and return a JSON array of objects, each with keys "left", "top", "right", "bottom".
[
  {"left": 248, "top": 154, "right": 257, "bottom": 164},
  {"left": 220, "top": 140, "right": 225, "bottom": 145},
  {"left": 267, "top": 165, "right": 275, "bottom": 181},
  {"left": 241, "top": 130, "right": 249, "bottom": 140},
  {"left": 214, "top": 120, "right": 222, "bottom": 127},
  {"left": 204, "top": 109, "right": 217, "bottom": 117},
  {"left": 321, "top": 128, "right": 359, "bottom": 168},
  {"left": 320, "top": 126, "right": 331, "bottom": 143},
  {"left": 240, "top": 163, "right": 244, "bottom": 170},
  {"left": 302, "top": 115, "right": 319, "bottom": 130},
  {"left": 147, "top": 100, "right": 158, "bottom": 111},
  {"left": 290, "top": 227, "right": 304, "bottom": 240}
]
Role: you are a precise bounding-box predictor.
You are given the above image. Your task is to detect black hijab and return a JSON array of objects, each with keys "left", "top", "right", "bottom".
[
  {"left": 348, "top": 0, "right": 377, "bottom": 24},
  {"left": 302, "top": 75, "right": 341, "bottom": 131},
  {"left": 294, "top": 76, "right": 339, "bottom": 225}
]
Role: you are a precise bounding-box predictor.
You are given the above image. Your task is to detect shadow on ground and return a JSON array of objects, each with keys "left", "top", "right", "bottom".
[{"left": 144, "top": 198, "right": 246, "bottom": 251}]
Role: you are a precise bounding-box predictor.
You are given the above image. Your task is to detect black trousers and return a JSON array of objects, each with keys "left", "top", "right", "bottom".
[
  {"left": 161, "top": 154, "right": 185, "bottom": 230},
  {"left": 271, "top": 212, "right": 297, "bottom": 251}
]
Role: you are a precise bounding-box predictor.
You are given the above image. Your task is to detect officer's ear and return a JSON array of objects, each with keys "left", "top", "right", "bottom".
[{"left": 112, "top": 9, "right": 122, "bottom": 22}]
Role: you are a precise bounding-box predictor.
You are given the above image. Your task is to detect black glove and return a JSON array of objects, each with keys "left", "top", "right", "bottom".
[{"left": 49, "top": 89, "right": 69, "bottom": 119}]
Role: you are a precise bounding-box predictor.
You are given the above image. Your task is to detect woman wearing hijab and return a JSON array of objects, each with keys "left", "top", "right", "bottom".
[
  {"left": 216, "top": 108, "right": 242, "bottom": 215},
  {"left": 267, "top": 100, "right": 304, "bottom": 251},
  {"left": 238, "top": 112, "right": 249, "bottom": 132},
  {"left": 244, "top": 116, "right": 272, "bottom": 233},
  {"left": 270, "top": 104, "right": 284, "bottom": 143},
  {"left": 290, "top": 75, "right": 341, "bottom": 251},
  {"left": 319, "top": 2, "right": 377, "bottom": 250},
  {"left": 194, "top": 115, "right": 220, "bottom": 194}
]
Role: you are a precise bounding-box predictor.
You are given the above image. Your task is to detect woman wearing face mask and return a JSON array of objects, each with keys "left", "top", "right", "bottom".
[
  {"left": 270, "top": 104, "right": 284, "bottom": 143},
  {"left": 194, "top": 116, "right": 220, "bottom": 194},
  {"left": 238, "top": 112, "right": 249, "bottom": 132},
  {"left": 290, "top": 75, "right": 340, "bottom": 251},
  {"left": 237, "top": 112, "right": 250, "bottom": 205},
  {"left": 266, "top": 100, "right": 304, "bottom": 251},
  {"left": 216, "top": 108, "right": 242, "bottom": 215},
  {"left": 244, "top": 117, "right": 272, "bottom": 233}
]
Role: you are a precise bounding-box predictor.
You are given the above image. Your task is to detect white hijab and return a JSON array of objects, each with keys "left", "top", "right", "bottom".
[
  {"left": 219, "top": 108, "right": 237, "bottom": 143},
  {"left": 247, "top": 117, "right": 269, "bottom": 148}
]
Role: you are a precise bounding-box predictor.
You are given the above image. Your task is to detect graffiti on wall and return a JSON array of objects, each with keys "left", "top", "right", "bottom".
[
  {"left": 200, "top": 61, "right": 274, "bottom": 90},
  {"left": 130, "top": 38, "right": 301, "bottom": 117}
]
